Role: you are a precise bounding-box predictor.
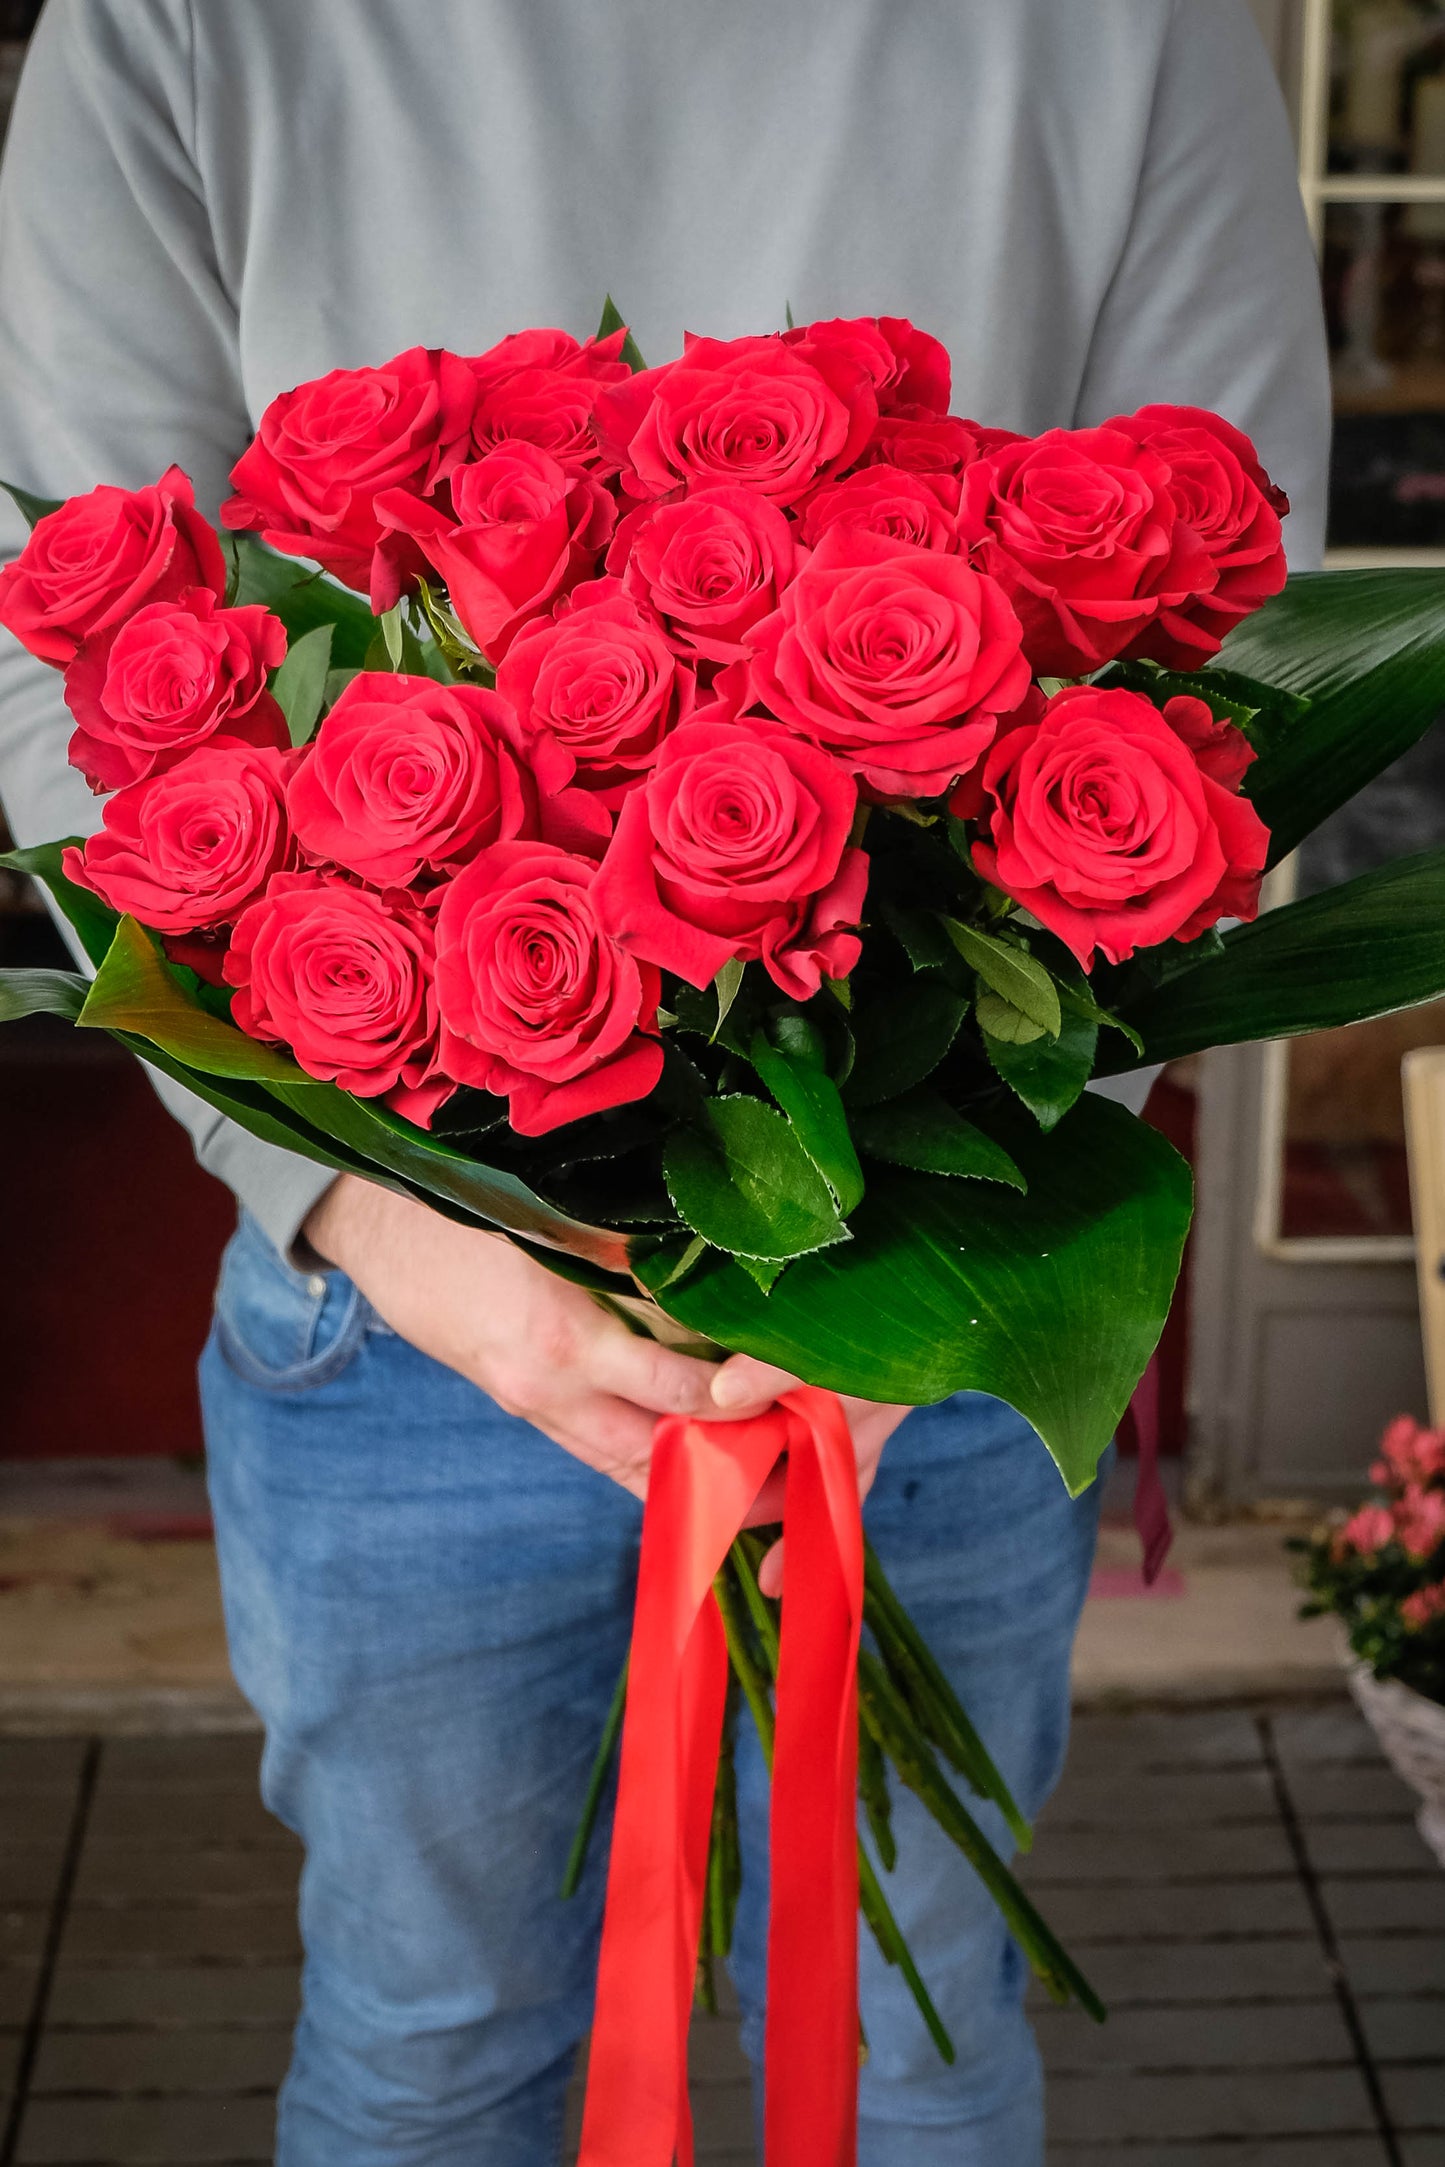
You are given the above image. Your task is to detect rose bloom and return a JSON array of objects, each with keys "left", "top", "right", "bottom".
[
  {"left": 797, "top": 468, "right": 962, "bottom": 554},
  {"left": 1371, "top": 1414, "right": 1445, "bottom": 1492},
  {"left": 594, "top": 713, "right": 867, "bottom": 998},
  {"left": 63, "top": 591, "right": 288, "bottom": 793},
  {"left": 0, "top": 467, "right": 226, "bottom": 666},
  {"left": 63, "top": 742, "right": 295, "bottom": 933},
  {"left": 608, "top": 486, "right": 798, "bottom": 665},
  {"left": 857, "top": 410, "right": 1018, "bottom": 476},
  {"left": 1111, "top": 405, "right": 1289, "bottom": 666},
  {"left": 957, "top": 425, "right": 1216, "bottom": 676},
  {"left": 595, "top": 334, "right": 875, "bottom": 506},
  {"left": 1336, "top": 1504, "right": 1397, "bottom": 1559},
  {"left": 782, "top": 315, "right": 952, "bottom": 417},
  {"left": 466, "top": 325, "right": 630, "bottom": 399},
  {"left": 742, "top": 526, "right": 1029, "bottom": 797},
  {"left": 1395, "top": 1485, "right": 1445, "bottom": 1562},
  {"left": 1402, "top": 1583, "right": 1445, "bottom": 1631},
  {"left": 467, "top": 331, "right": 632, "bottom": 478},
  {"left": 288, "top": 673, "right": 537, "bottom": 888},
  {"left": 375, "top": 443, "right": 615, "bottom": 663},
  {"left": 435, "top": 841, "right": 663, "bottom": 1134},
  {"left": 968, "top": 687, "right": 1270, "bottom": 969},
  {"left": 226, "top": 871, "right": 449, "bottom": 1122},
  {"left": 496, "top": 581, "right": 695, "bottom": 804},
  {"left": 221, "top": 347, "right": 477, "bottom": 605}
]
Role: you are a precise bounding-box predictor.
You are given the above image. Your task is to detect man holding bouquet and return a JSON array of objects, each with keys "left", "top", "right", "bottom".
[{"left": 0, "top": 3, "right": 1327, "bottom": 2162}]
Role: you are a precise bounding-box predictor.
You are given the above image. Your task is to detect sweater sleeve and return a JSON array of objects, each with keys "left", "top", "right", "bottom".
[{"left": 0, "top": 0, "right": 336, "bottom": 1258}]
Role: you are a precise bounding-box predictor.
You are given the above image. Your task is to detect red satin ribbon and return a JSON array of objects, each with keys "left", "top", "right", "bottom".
[{"left": 577, "top": 1385, "right": 864, "bottom": 2167}]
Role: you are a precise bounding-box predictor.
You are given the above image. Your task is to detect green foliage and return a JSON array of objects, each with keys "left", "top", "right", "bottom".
[
  {"left": 943, "top": 920, "right": 1061, "bottom": 1037},
  {"left": 641, "top": 1095, "right": 1192, "bottom": 1493},
  {"left": 663, "top": 1094, "right": 847, "bottom": 1261},
  {"left": 850, "top": 1090, "right": 1025, "bottom": 1188},
  {"left": 0, "top": 479, "right": 63, "bottom": 530},
  {"left": 77, "top": 916, "right": 308, "bottom": 1080},
  {"left": 1216, "top": 569, "right": 1445, "bottom": 866},
  {"left": 597, "top": 294, "right": 647, "bottom": 373},
  {"left": 1101, "top": 847, "right": 1445, "bottom": 1072},
  {"left": 0, "top": 840, "right": 119, "bottom": 969},
  {"left": 0, "top": 967, "right": 88, "bottom": 1023},
  {"left": 843, "top": 975, "right": 969, "bottom": 1107},
  {"left": 748, "top": 1025, "right": 864, "bottom": 1214},
  {"left": 270, "top": 623, "right": 334, "bottom": 747},
  {"left": 228, "top": 535, "right": 379, "bottom": 669},
  {"left": 981, "top": 1001, "right": 1097, "bottom": 1130}
]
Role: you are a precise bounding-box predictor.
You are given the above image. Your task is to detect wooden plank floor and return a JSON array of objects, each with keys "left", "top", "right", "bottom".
[{"left": 0, "top": 1700, "right": 1439, "bottom": 2164}]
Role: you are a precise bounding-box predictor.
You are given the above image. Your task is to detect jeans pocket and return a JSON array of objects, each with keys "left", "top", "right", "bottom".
[{"left": 213, "top": 1212, "right": 374, "bottom": 1392}]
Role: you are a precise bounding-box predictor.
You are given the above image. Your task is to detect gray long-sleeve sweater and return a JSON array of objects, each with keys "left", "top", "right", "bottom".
[{"left": 0, "top": 0, "right": 1330, "bottom": 1258}]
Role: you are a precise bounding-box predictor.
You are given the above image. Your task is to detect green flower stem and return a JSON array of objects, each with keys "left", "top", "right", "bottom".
[
  {"left": 857, "top": 1710, "right": 897, "bottom": 1873},
  {"left": 856, "top": 1843, "right": 955, "bottom": 2065},
  {"left": 713, "top": 1561, "right": 777, "bottom": 1776},
  {"left": 863, "top": 1540, "right": 1033, "bottom": 1852},
  {"left": 858, "top": 1648, "right": 1104, "bottom": 2022},
  {"left": 559, "top": 1655, "right": 628, "bottom": 1900}
]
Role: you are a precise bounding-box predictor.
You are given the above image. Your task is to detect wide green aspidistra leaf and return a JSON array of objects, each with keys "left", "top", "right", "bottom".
[
  {"left": 663, "top": 1094, "right": 847, "bottom": 1260},
  {"left": 640, "top": 1094, "right": 1191, "bottom": 1493},
  {"left": 1215, "top": 570, "right": 1445, "bottom": 866},
  {"left": 1101, "top": 846, "right": 1445, "bottom": 1071},
  {"left": 0, "top": 840, "right": 120, "bottom": 969},
  {"left": 77, "top": 916, "right": 309, "bottom": 1081},
  {"left": 0, "top": 967, "right": 88, "bottom": 1024}
]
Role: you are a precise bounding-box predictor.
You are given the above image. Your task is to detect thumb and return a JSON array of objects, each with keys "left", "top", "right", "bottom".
[{"left": 710, "top": 1354, "right": 803, "bottom": 1413}]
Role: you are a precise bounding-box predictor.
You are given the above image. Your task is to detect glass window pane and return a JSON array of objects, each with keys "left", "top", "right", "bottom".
[
  {"left": 1329, "top": 1, "right": 1445, "bottom": 176},
  {"left": 1324, "top": 198, "right": 1445, "bottom": 543}
]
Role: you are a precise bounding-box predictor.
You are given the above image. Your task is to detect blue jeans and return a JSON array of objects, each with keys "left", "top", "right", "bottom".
[{"left": 200, "top": 1212, "right": 1103, "bottom": 2166}]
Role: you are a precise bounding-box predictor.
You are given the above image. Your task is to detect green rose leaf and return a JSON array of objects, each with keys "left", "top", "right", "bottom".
[
  {"left": 851, "top": 1089, "right": 1026, "bottom": 1189},
  {"left": 748, "top": 1026, "right": 865, "bottom": 1215},
  {"left": 982, "top": 1001, "right": 1098, "bottom": 1131},
  {"left": 271, "top": 622, "right": 334, "bottom": 747},
  {"left": 943, "top": 921, "right": 1062, "bottom": 1037},
  {"left": 228, "top": 535, "right": 379, "bottom": 669},
  {"left": 843, "top": 975, "right": 969, "bottom": 1107},
  {"left": 663, "top": 1094, "right": 847, "bottom": 1260}
]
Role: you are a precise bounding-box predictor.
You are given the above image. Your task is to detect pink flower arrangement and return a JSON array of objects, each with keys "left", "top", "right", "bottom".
[{"left": 1299, "top": 1414, "right": 1445, "bottom": 1707}]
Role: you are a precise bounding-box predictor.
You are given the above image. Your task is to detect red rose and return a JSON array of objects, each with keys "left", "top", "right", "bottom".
[
  {"left": 63, "top": 742, "right": 295, "bottom": 933},
  {"left": 742, "top": 526, "right": 1029, "bottom": 797},
  {"left": 594, "top": 335, "right": 874, "bottom": 506},
  {"left": 607, "top": 486, "right": 798, "bottom": 665},
  {"left": 0, "top": 468, "right": 226, "bottom": 667},
  {"left": 594, "top": 713, "right": 867, "bottom": 998},
  {"left": 221, "top": 348, "right": 477, "bottom": 605},
  {"left": 63, "top": 591, "right": 287, "bottom": 793},
  {"left": 970, "top": 685, "right": 1269, "bottom": 968},
  {"left": 784, "top": 315, "right": 951, "bottom": 417},
  {"left": 495, "top": 581, "right": 695, "bottom": 804},
  {"left": 1108, "top": 405, "right": 1289, "bottom": 664},
  {"left": 288, "top": 672, "right": 538, "bottom": 888},
  {"left": 956, "top": 426, "right": 1216, "bottom": 676},
  {"left": 797, "top": 467, "right": 962, "bottom": 553},
  {"left": 467, "top": 332, "right": 631, "bottom": 479},
  {"left": 434, "top": 841, "right": 663, "bottom": 1134},
  {"left": 857, "top": 411, "right": 1016, "bottom": 476},
  {"left": 375, "top": 444, "right": 615, "bottom": 663},
  {"left": 226, "top": 870, "right": 448, "bottom": 1121}
]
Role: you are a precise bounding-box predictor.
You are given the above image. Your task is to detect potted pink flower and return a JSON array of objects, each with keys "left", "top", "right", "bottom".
[{"left": 1295, "top": 1415, "right": 1445, "bottom": 1865}]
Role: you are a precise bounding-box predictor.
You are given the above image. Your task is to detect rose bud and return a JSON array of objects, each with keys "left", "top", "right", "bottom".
[
  {"left": 0, "top": 468, "right": 226, "bottom": 667},
  {"left": 221, "top": 347, "right": 477, "bottom": 607},
  {"left": 63, "top": 591, "right": 288, "bottom": 793},
  {"left": 784, "top": 315, "right": 953, "bottom": 418},
  {"left": 969, "top": 685, "right": 1270, "bottom": 969},
  {"left": 1108, "top": 405, "right": 1289, "bottom": 666},
  {"left": 742, "top": 525, "right": 1029, "bottom": 798},
  {"left": 496, "top": 580, "right": 694, "bottom": 805},
  {"left": 226, "top": 871, "right": 450, "bottom": 1123},
  {"left": 288, "top": 672, "right": 538, "bottom": 887},
  {"left": 435, "top": 840, "right": 663, "bottom": 1134},
  {"left": 608, "top": 486, "right": 798, "bottom": 665},
  {"left": 956, "top": 425, "right": 1217, "bottom": 677},
  {"left": 374, "top": 443, "right": 615, "bottom": 663},
  {"left": 594, "top": 713, "right": 867, "bottom": 999},
  {"left": 62, "top": 741, "right": 295, "bottom": 932}
]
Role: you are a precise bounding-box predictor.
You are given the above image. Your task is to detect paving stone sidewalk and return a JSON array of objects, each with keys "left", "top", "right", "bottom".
[{"left": 0, "top": 1698, "right": 1440, "bottom": 2164}]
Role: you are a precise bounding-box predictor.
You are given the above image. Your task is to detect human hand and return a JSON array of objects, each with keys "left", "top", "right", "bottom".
[
  {"left": 302, "top": 1176, "right": 784, "bottom": 1500},
  {"left": 707, "top": 1355, "right": 910, "bottom": 1595}
]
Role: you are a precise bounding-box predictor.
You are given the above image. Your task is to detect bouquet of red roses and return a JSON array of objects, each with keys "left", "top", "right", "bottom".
[{"left": 5, "top": 305, "right": 1445, "bottom": 2164}]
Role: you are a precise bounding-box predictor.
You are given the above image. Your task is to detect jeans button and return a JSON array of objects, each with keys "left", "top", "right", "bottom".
[{"left": 306, "top": 1275, "right": 327, "bottom": 1300}]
